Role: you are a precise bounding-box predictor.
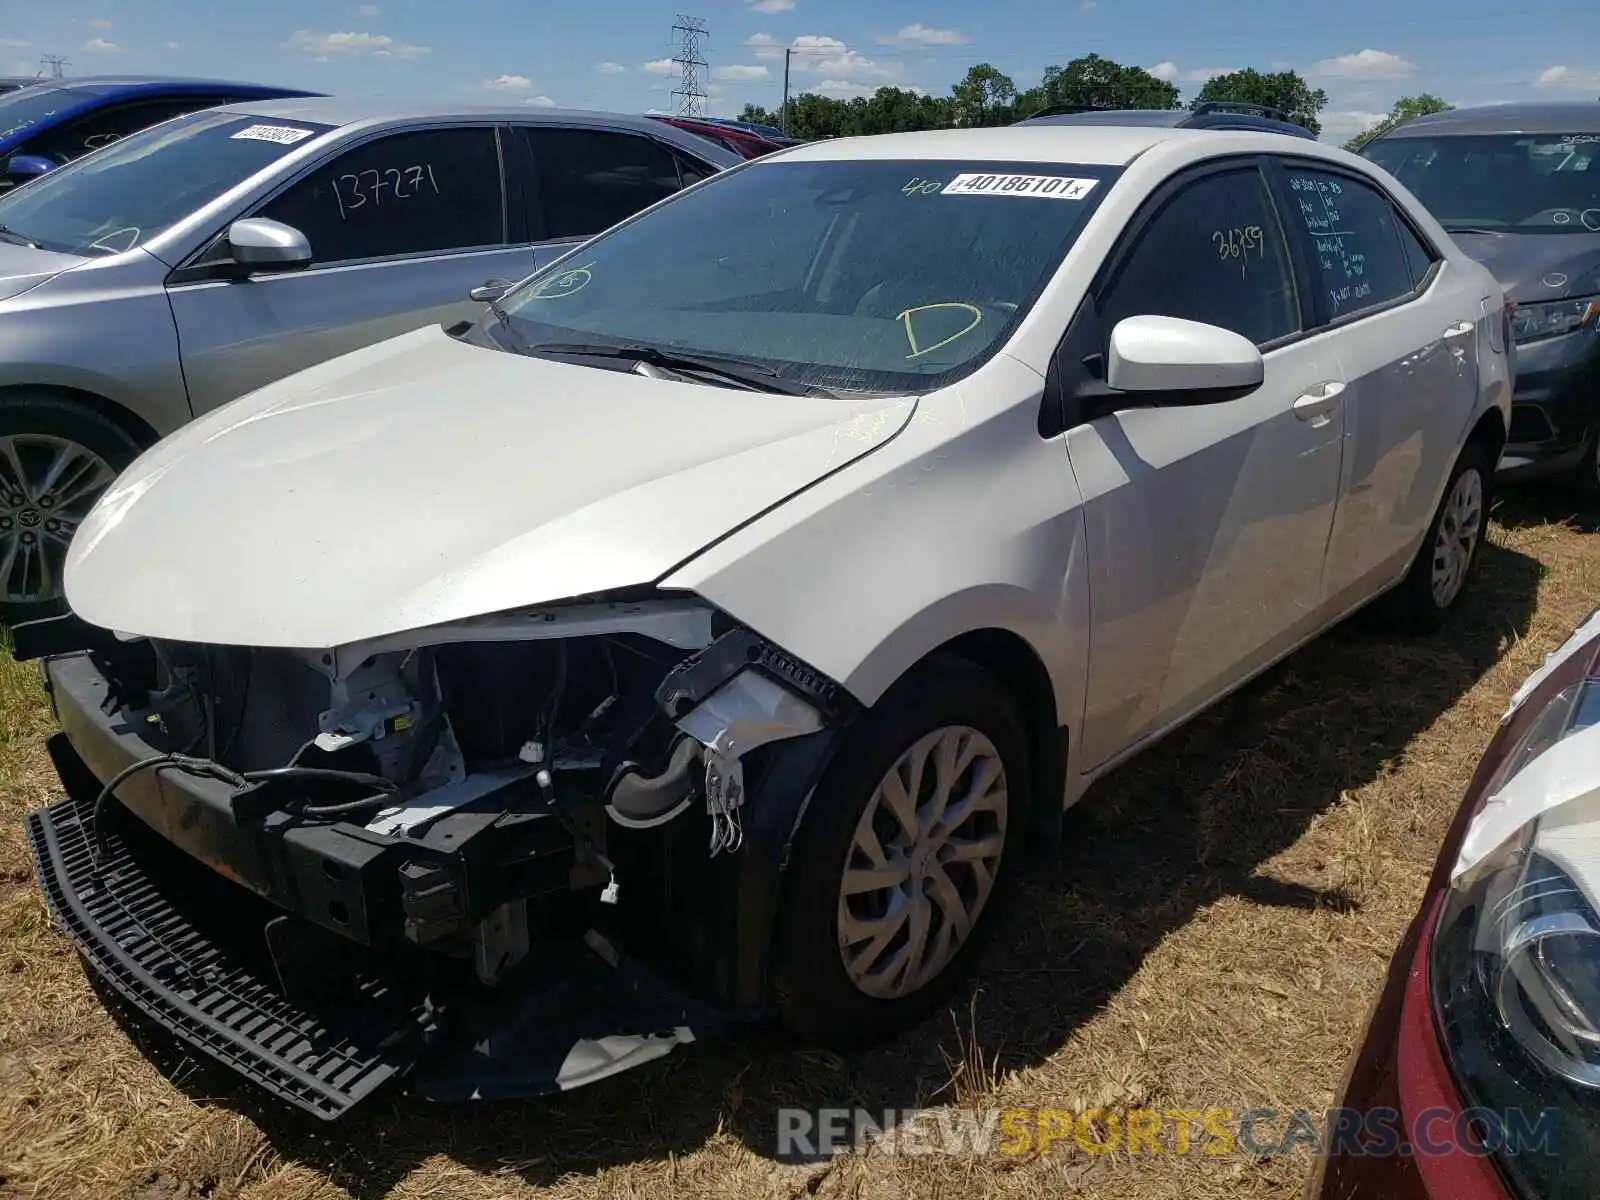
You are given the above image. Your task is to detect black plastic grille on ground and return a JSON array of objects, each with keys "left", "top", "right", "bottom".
[{"left": 25, "top": 799, "right": 423, "bottom": 1120}]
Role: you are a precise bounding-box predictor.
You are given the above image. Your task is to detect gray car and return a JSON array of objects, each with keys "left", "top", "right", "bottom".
[{"left": 0, "top": 97, "right": 740, "bottom": 620}]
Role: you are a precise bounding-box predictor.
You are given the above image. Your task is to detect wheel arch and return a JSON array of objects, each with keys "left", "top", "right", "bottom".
[
  {"left": 0, "top": 382, "right": 161, "bottom": 452},
  {"left": 1465, "top": 405, "right": 1507, "bottom": 473}
]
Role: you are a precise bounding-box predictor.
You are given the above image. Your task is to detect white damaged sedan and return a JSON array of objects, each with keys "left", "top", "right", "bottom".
[{"left": 21, "top": 123, "right": 1511, "bottom": 1118}]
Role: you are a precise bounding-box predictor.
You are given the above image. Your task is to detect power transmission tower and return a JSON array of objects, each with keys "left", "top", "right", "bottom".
[
  {"left": 670, "top": 14, "right": 708, "bottom": 118},
  {"left": 41, "top": 54, "right": 68, "bottom": 79}
]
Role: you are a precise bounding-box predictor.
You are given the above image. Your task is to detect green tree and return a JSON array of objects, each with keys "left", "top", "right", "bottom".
[
  {"left": 1343, "top": 93, "right": 1453, "bottom": 152},
  {"left": 950, "top": 63, "right": 1017, "bottom": 126},
  {"left": 1014, "top": 54, "right": 1180, "bottom": 117},
  {"left": 1196, "top": 68, "right": 1328, "bottom": 135}
]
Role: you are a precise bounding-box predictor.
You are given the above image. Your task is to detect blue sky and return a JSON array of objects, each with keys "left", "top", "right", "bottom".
[{"left": 3, "top": 0, "right": 1597, "bottom": 143}]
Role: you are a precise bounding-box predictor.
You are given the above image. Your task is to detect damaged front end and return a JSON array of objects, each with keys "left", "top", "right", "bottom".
[{"left": 19, "top": 595, "right": 855, "bottom": 1118}]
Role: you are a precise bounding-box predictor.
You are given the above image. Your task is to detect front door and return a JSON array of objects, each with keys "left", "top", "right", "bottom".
[
  {"left": 167, "top": 124, "right": 532, "bottom": 416},
  {"left": 1064, "top": 163, "right": 1347, "bottom": 770}
]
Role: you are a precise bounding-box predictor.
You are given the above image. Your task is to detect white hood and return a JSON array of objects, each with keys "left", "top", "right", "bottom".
[{"left": 65, "top": 325, "right": 915, "bottom": 648}]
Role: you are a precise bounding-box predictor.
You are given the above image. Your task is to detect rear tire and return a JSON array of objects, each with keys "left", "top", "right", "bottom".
[
  {"left": 0, "top": 391, "right": 144, "bottom": 628},
  {"left": 771, "top": 654, "right": 1030, "bottom": 1050},
  {"left": 1369, "top": 440, "right": 1490, "bottom": 636}
]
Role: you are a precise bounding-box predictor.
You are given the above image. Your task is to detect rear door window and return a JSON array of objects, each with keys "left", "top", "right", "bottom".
[
  {"left": 256, "top": 125, "right": 505, "bottom": 264},
  {"left": 516, "top": 126, "right": 689, "bottom": 238},
  {"left": 1277, "top": 165, "right": 1418, "bottom": 322}
]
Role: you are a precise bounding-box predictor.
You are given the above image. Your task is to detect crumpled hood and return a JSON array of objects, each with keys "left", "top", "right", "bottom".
[
  {"left": 65, "top": 324, "right": 915, "bottom": 648},
  {"left": 0, "top": 240, "right": 83, "bottom": 304},
  {"left": 1449, "top": 231, "right": 1600, "bottom": 303}
]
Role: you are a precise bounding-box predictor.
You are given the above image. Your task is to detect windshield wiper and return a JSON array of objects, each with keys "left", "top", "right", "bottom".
[
  {"left": 0, "top": 224, "right": 38, "bottom": 249},
  {"left": 1443, "top": 225, "right": 1504, "bottom": 236},
  {"left": 526, "top": 341, "right": 828, "bottom": 396}
]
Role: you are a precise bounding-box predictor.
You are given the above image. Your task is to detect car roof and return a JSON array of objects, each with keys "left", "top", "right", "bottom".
[
  {"left": 27, "top": 75, "right": 320, "bottom": 95},
  {"left": 211, "top": 97, "right": 747, "bottom": 166},
  {"left": 1375, "top": 102, "right": 1600, "bottom": 137},
  {"left": 769, "top": 124, "right": 1308, "bottom": 167},
  {"left": 1018, "top": 106, "right": 1316, "bottom": 140}
]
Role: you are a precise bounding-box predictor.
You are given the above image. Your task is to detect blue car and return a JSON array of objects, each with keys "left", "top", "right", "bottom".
[{"left": 0, "top": 75, "right": 321, "bottom": 188}]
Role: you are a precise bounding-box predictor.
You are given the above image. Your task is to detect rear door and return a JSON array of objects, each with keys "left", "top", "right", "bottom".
[
  {"left": 166, "top": 122, "right": 530, "bottom": 415},
  {"left": 1064, "top": 160, "right": 1349, "bottom": 769},
  {"left": 506, "top": 123, "right": 720, "bottom": 274},
  {"left": 1266, "top": 157, "right": 1484, "bottom": 611}
]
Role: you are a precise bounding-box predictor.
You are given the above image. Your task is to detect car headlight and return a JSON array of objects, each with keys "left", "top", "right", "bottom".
[
  {"left": 1433, "top": 655, "right": 1600, "bottom": 1197},
  {"left": 1509, "top": 296, "right": 1599, "bottom": 345}
]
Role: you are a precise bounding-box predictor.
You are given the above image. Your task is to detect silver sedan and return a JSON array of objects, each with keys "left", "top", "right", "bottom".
[{"left": 0, "top": 98, "right": 738, "bottom": 621}]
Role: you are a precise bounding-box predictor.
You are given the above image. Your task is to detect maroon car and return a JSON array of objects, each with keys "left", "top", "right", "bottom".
[
  {"left": 647, "top": 115, "right": 787, "bottom": 160},
  {"left": 1310, "top": 610, "right": 1600, "bottom": 1200}
]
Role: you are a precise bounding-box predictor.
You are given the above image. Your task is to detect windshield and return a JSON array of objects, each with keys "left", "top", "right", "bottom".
[
  {"left": 1364, "top": 133, "right": 1600, "bottom": 233},
  {"left": 492, "top": 157, "right": 1118, "bottom": 393},
  {"left": 0, "top": 109, "right": 335, "bottom": 256},
  {"left": 0, "top": 84, "right": 99, "bottom": 143}
]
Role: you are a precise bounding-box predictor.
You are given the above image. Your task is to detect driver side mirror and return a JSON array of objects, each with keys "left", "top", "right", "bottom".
[
  {"left": 226, "top": 217, "right": 312, "bottom": 273},
  {"left": 5, "top": 154, "right": 54, "bottom": 185},
  {"left": 1106, "top": 315, "right": 1264, "bottom": 402}
]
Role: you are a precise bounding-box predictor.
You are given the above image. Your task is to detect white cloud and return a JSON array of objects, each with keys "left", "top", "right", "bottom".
[
  {"left": 283, "top": 30, "right": 431, "bottom": 60},
  {"left": 713, "top": 63, "right": 769, "bottom": 81},
  {"left": 790, "top": 34, "right": 896, "bottom": 82},
  {"left": 1081, "top": 0, "right": 1097, "bottom": 9},
  {"left": 876, "top": 23, "right": 969, "bottom": 47},
  {"left": 745, "top": 33, "right": 783, "bottom": 61},
  {"left": 482, "top": 74, "right": 532, "bottom": 92},
  {"left": 523, "top": 94, "right": 556, "bottom": 107},
  {"left": 89, "top": 18, "right": 113, "bottom": 29},
  {"left": 83, "top": 37, "right": 121, "bottom": 54},
  {"left": 814, "top": 79, "right": 877, "bottom": 99},
  {"left": 641, "top": 58, "right": 677, "bottom": 75},
  {"left": 165, "top": 40, "right": 180, "bottom": 49},
  {"left": 748, "top": 0, "right": 795, "bottom": 11},
  {"left": 1312, "top": 49, "right": 1415, "bottom": 80},
  {"left": 357, "top": 3, "right": 381, "bottom": 13},
  {"left": 1535, "top": 65, "right": 1600, "bottom": 91},
  {"left": 595, "top": 60, "right": 628, "bottom": 75},
  {"left": 1148, "top": 61, "right": 1234, "bottom": 84},
  {"left": 0, "top": 38, "right": 31, "bottom": 48},
  {"left": 1318, "top": 109, "right": 1389, "bottom": 142}
]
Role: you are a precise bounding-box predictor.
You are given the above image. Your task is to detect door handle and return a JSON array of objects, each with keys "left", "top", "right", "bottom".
[
  {"left": 1292, "top": 380, "right": 1345, "bottom": 423},
  {"left": 470, "top": 278, "right": 513, "bottom": 304},
  {"left": 1443, "top": 321, "right": 1474, "bottom": 340}
]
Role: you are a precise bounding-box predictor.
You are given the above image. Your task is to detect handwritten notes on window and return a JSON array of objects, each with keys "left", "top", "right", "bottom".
[
  {"left": 332, "top": 164, "right": 441, "bottom": 220},
  {"left": 1290, "top": 173, "right": 1375, "bottom": 314}
]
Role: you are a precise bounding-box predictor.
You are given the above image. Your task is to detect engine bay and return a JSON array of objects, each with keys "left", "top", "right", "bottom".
[{"left": 63, "top": 596, "right": 848, "bottom": 994}]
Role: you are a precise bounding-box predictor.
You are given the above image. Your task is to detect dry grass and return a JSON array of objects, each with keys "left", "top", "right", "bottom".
[{"left": 3, "top": 488, "right": 1599, "bottom": 1200}]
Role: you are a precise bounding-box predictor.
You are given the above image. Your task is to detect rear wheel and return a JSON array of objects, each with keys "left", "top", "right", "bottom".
[
  {"left": 772, "top": 655, "right": 1029, "bottom": 1049},
  {"left": 0, "top": 392, "right": 143, "bottom": 627},
  {"left": 1370, "top": 440, "right": 1490, "bottom": 635}
]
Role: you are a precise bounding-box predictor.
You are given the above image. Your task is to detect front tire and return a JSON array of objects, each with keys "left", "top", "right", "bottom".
[
  {"left": 772, "top": 654, "right": 1029, "bottom": 1050},
  {"left": 0, "top": 391, "right": 143, "bottom": 627},
  {"left": 1371, "top": 440, "right": 1490, "bottom": 636}
]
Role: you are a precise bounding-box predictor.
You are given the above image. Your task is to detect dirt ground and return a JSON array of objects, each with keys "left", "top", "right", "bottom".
[{"left": 2, "top": 487, "right": 1596, "bottom": 1200}]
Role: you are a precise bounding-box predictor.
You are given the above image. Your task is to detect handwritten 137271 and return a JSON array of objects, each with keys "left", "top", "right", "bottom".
[{"left": 332, "top": 164, "right": 440, "bottom": 219}]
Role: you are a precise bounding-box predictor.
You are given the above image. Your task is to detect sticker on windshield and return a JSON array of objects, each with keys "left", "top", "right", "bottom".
[
  {"left": 943, "top": 173, "right": 1098, "bottom": 200},
  {"left": 230, "top": 123, "right": 316, "bottom": 145}
]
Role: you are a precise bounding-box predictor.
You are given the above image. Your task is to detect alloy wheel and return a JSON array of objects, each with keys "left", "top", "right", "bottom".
[
  {"left": 0, "top": 434, "right": 116, "bottom": 605},
  {"left": 1430, "top": 466, "right": 1484, "bottom": 610},
  {"left": 837, "top": 725, "right": 1008, "bottom": 1000}
]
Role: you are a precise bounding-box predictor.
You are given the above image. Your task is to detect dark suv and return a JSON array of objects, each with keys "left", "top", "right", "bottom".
[
  {"left": 1014, "top": 100, "right": 1317, "bottom": 139},
  {"left": 1361, "top": 103, "right": 1600, "bottom": 491}
]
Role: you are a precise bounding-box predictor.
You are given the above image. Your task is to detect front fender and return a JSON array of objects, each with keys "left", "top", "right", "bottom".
[{"left": 661, "top": 355, "right": 1090, "bottom": 734}]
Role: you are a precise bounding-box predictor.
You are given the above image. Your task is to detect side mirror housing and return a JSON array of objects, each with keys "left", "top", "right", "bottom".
[
  {"left": 226, "top": 217, "right": 312, "bottom": 272},
  {"left": 5, "top": 154, "right": 54, "bottom": 184},
  {"left": 1105, "top": 315, "right": 1264, "bottom": 402}
]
